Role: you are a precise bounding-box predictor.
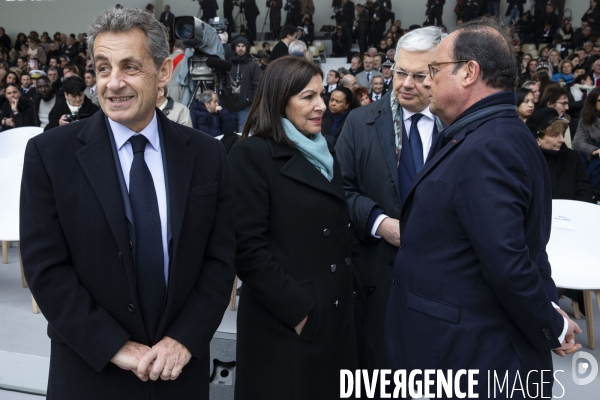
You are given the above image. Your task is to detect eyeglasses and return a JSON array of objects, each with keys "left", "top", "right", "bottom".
[
  {"left": 428, "top": 60, "right": 470, "bottom": 79},
  {"left": 390, "top": 64, "right": 428, "bottom": 83}
]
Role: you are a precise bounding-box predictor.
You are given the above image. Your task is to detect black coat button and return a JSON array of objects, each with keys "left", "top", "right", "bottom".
[
  {"left": 128, "top": 304, "right": 135, "bottom": 313},
  {"left": 331, "top": 264, "right": 337, "bottom": 272},
  {"left": 542, "top": 327, "right": 552, "bottom": 340},
  {"left": 129, "top": 240, "right": 134, "bottom": 249},
  {"left": 334, "top": 300, "right": 339, "bottom": 308},
  {"left": 118, "top": 252, "right": 122, "bottom": 260},
  {"left": 353, "top": 291, "right": 357, "bottom": 298},
  {"left": 323, "top": 229, "right": 330, "bottom": 237},
  {"left": 393, "top": 277, "right": 396, "bottom": 284},
  {"left": 345, "top": 257, "right": 351, "bottom": 266},
  {"left": 399, "top": 244, "right": 402, "bottom": 250},
  {"left": 390, "top": 181, "right": 395, "bottom": 187},
  {"left": 387, "top": 258, "right": 393, "bottom": 265}
]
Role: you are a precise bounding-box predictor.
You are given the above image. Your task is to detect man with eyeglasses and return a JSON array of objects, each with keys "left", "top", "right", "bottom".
[
  {"left": 45, "top": 76, "right": 99, "bottom": 131},
  {"left": 385, "top": 19, "right": 581, "bottom": 397},
  {"left": 335, "top": 26, "right": 445, "bottom": 385}
]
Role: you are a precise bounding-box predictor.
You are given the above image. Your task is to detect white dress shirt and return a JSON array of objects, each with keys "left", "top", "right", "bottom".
[
  {"left": 109, "top": 112, "right": 170, "bottom": 285},
  {"left": 371, "top": 106, "right": 435, "bottom": 239}
]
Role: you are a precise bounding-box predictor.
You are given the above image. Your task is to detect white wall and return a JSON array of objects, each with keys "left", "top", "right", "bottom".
[{"left": 0, "top": 0, "right": 591, "bottom": 42}]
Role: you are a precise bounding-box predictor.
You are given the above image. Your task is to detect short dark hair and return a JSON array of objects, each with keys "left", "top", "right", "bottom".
[
  {"left": 574, "top": 73, "right": 591, "bottom": 85},
  {"left": 539, "top": 85, "right": 568, "bottom": 108},
  {"left": 450, "top": 18, "right": 518, "bottom": 90},
  {"left": 62, "top": 76, "right": 86, "bottom": 95},
  {"left": 243, "top": 56, "right": 323, "bottom": 147},
  {"left": 280, "top": 25, "right": 297, "bottom": 40},
  {"left": 328, "top": 69, "right": 340, "bottom": 80},
  {"left": 515, "top": 88, "right": 532, "bottom": 107},
  {"left": 331, "top": 86, "right": 353, "bottom": 105},
  {"left": 85, "top": 69, "right": 96, "bottom": 77}
]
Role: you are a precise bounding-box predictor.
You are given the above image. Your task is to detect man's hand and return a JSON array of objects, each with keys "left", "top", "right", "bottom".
[
  {"left": 137, "top": 336, "right": 192, "bottom": 381},
  {"left": 110, "top": 340, "right": 152, "bottom": 380},
  {"left": 553, "top": 308, "right": 582, "bottom": 357},
  {"left": 295, "top": 316, "right": 308, "bottom": 335},
  {"left": 592, "top": 148, "right": 600, "bottom": 156},
  {"left": 375, "top": 217, "right": 401, "bottom": 247},
  {"left": 4, "top": 118, "right": 15, "bottom": 127},
  {"left": 59, "top": 115, "right": 70, "bottom": 126}
]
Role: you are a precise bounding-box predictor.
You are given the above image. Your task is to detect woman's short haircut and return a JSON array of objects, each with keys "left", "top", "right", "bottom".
[
  {"left": 62, "top": 76, "right": 86, "bottom": 95},
  {"left": 539, "top": 119, "right": 568, "bottom": 138},
  {"left": 331, "top": 86, "right": 353, "bottom": 106},
  {"left": 242, "top": 56, "right": 323, "bottom": 146},
  {"left": 558, "top": 60, "right": 572, "bottom": 73}
]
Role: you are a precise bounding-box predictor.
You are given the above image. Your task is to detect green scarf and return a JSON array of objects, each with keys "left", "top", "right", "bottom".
[{"left": 282, "top": 118, "right": 334, "bottom": 181}]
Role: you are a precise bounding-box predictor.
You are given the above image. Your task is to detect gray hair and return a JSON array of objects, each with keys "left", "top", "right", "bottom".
[
  {"left": 395, "top": 26, "right": 446, "bottom": 53},
  {"left": 87, "top": 7, "right": 169, "bottom": 71},
  {"left": 289, "top": 40, "right": 307, "bottom": 54},
  {"left": 199, "top": 90, "right": 216, "bottom": 104}
]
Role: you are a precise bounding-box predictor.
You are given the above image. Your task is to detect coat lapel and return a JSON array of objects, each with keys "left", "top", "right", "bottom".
[
  {"left": 369, "top": 94, "right": 401, "bottom": 198},
  {"left": 159, "top": 112, "right": 195, "bottom": 255},
  {"left": 270, "top": 140, "right": 345, "bottom": 201},
  {"left": 76, "top": 111, "right": 135, "bottom": 283}
]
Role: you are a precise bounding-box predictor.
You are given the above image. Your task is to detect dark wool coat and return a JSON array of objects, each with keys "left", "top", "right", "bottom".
[
  {"left": 229, "top": 136, "right": 368, "bottom": 400},
  {"left": 20, "top": 110, "right": 235, "bottom": 400}
]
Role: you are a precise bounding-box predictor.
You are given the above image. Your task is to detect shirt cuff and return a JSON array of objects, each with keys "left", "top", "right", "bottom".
[
  {"left": 371, "top": 214, "right": 389, "bottom": 238},
  {"left": 552, "top": 302, "right": 569, "bottom": 344}
]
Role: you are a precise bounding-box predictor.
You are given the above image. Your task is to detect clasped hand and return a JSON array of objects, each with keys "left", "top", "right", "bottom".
[
  {"left": 553, "top": 308, "right": 583, "bottom": 357},
  {"left": 110, "top": 336, "right": 192, "bottom": 381}
]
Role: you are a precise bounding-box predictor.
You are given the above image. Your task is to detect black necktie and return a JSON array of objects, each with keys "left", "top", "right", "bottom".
[
  {"left": 409, "top": 113, "right": 424, "bottom": 174},
  {"left": 128, "top": 135, "right": 165, "bottom": 342}
]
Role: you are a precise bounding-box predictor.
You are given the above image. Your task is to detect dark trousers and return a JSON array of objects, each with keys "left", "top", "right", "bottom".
[{"left": 357, "top": 29, "right": 368, "bottom": 56}]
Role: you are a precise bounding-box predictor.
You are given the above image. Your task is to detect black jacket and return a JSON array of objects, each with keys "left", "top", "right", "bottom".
[
  {"left": 229, "top": 136, "right": 367, "bottom": 400},
  {"left": 269, "top": 40, "right": 289, "bottom": 62},
  {"left": 541, "top": 144, "right": 594, "bottom": 203},
  {"left": 45, "top": 96, "right": 100, "bottom": 131},
  {"left": 0, "top": 95, "right": 36, "bottom": 129},
  {"left": 222, "top": 37, "right": 262, "bottom": 113}
]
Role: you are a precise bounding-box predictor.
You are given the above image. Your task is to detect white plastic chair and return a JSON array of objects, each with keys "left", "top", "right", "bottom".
[
  {"left": 547, "top": 199, "right": 600, "bottom": 349},
  {"left": 0, "top": 126, "right": 43, "bottom": 313}
]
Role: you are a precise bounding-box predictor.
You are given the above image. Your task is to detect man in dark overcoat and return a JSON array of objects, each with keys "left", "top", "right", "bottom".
[
  {"left": 20, "top": 8, "right": 235, "bottom": 400},
  {"left": 385, "top": 19, "right": 581, "bottom": 397}
]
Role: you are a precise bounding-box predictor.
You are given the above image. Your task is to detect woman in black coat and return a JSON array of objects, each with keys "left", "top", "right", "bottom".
[
  {"left": 527, "top": 107, "right": 593, "bottom": 202},
  {"left": 321, "top": 86, "right": 353, "bottom": 145},
  {"left": 0, "top": 83, "right": 36, "bottom": 129},
  {"left": 229, "top": 56, "right": 367, "bottom": 400}
]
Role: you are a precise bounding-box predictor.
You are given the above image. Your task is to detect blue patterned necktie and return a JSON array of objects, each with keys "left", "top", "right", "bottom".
[
  {"left": 128, "top": 134, "right": 165, "bottom": 342},
  {"left": 409, "top": 113, "right": 424, "bottom": 174}
]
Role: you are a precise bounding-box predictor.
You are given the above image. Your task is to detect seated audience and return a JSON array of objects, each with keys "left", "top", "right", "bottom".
[
  {"left": 516, "top": 88, "right": 535, "bottom": 122},
  {"left": 521, "top": 59, "right": 538, "bottom": 82},
  {"left": 353, "top": 86, "right": 370, "bottom": 106},
  {"left": 83, "top": 69, "right": 98, "bottom": 106},
  {"left": 574, "top": 88, "right": 600, "bottom": 162},
  {"left": 20, "top": 72, "right": 36, "bottom": 100},
  {"left": 156, "top": 86, "right": 193, "bottom": 127},
  {"left": 33, "top": 76, "right": 57, "bottom": 129},
  {"left": 322, "top": 86, "right": 353, "bottom": 145},
  {"left": 46, "top": 76, "right": 99, "bottom": 131},
  {"left": 552, "top": 60, "right": 574, "bottom": 86},
  {"left": 528, "top": 107, "right": 593, "bottom": 202},
  {"left": 324, "top": 70, "right": 340, "bottom": 95},
  {"left": 190, "top": 90, "right": 235, "bottom": 137},
  {"left": 370, "top": 75, "right": 385, "bottom": 102},
  {"left": 0, "top": 82, "right": 36, "bottom": 129},
  {"left": 341, "top": 74, "right": 358, "bottom": 90}
]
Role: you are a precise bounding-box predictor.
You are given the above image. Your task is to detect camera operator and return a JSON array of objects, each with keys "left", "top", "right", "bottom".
[
  {"left": 46, "top": 76, "right": 99, "bottom": 131},
  {"left": 224, "top": 0, "right": 236, "bottom": 33},
  {"left": 284, "top": 0, "right": 301, "bottom": 28},
  {"left": 267, "top": 0, "right": 283, "bottom": 40},
  {"left": 300, "top": 0, "right": 315, "bottom": 16},
  {"left": 369, "top": 1, "right": 389, "bottom": 49},
  {"left": 235, "top": 0, "right": 260, "bottom": 41},
  {"left": 331, "top": 24, "right": 351, "bottom": 57},
  {"left": 355, "top": 3, "right": 370, "bottom": 55}
]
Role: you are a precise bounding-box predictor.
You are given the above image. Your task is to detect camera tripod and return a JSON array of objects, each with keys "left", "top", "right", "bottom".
[
  {"left": 261, "top": 5, "right": 271, "bottom": 41},
  {"left": 234, "top": 7, "right": 247, "bottom": 31}
]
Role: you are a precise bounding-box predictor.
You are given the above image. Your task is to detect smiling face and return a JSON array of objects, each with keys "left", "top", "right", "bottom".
[
  {"left": 284, "top": 74, "right": 326, "bottom": 136},
  {"left": 94, "top": 29, "right": 172, "bottom": 132}
]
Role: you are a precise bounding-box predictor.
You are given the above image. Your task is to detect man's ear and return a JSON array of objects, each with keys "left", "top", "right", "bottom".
[
  {"left": 461, "top": 60, "right": 481, "bottom": 88},
  {"left": 158, "top": 57, "right": 173, "bottom": 86}
]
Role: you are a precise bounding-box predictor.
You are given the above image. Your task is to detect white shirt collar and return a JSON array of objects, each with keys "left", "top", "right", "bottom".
[
  {"left": 109, "top": 111, "right": 159, "bottom": 152},
  {"left": 403, "top": 106, "right": 434, "bottom": 122}
]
